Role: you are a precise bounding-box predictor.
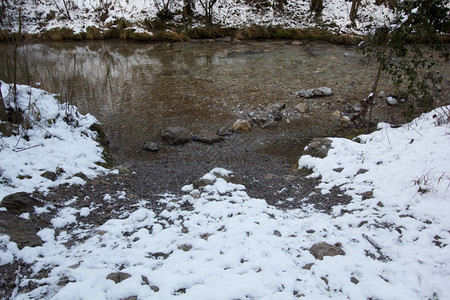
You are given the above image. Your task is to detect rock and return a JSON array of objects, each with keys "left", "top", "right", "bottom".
[
  {"left": 161, "top": 127, "right": 192, "bottom": 145},
  {"left": 41, "top": 171, "right": 57, "bottom": 181},
  {"left": 309, "top": 242, "right": 345, "bottom": 260},
  {"left": 386, "top": 96, "right": 398, "bottom": 106},
  {"left": 232, "top": 119, "right": 251, "bottom": 132},
  {"left": 314, "top": 87, "right": 333, "bottom": 96},
  {"left": 0, "top": 192, "right": 44, "bottom": 214},
  {"left": 353, "top": 102, "right": 363, "bottom": 112},
  {"left": 73, "top": 172, "right": 89, "bottom": 181},
  {"left": 303, "top": 138, "right": 332, "bottom": 158},
  {"left": 106, "top": 272, "right": 132, "bottom": 284},
  {"left": 296, "top": 89, "right": 315, "bottom": 98},
  {"left": 332, "top": 110, "right": 341, "bottom": 118},
  {"left": 193, "top": 130, "right": 224, "bottom": 144},
  {"left": 296, "top": 87, "right": 333, "bottom": 98},
  {"left": 217, "top": 126, "right": 233, "bottom": 136},
  {"left": 251, "top": 112, "right": 270, "bottom": 126},
  {"left": 141, "top": 142, "right": 159, "bottom": 151},
  {"left": 340, "top": 115, "right": 351, "bottom": 123},
  {"left": 150, "top": 285, "right": 160, "bottom": 292},
  {"left": 291, "top": 40, "right": 302, "bottom": 46},
  {"left": 295, "top": 103, "right": 308, "bottom": 113},
  {"left": 0, "top": 211, "right": 43, "bottom": 248}
]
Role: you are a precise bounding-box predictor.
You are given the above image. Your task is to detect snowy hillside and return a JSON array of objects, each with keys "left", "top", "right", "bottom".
[{"left": 1, "top": 0, "right": 394, "bottom": 36}]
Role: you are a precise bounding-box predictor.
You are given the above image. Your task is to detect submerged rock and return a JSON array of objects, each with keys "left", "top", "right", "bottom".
[
  {"left": 309, "top": 241, "right": 345, "bottom": 260},
  {"left": 161, "top": 127, "right": 192, "bottom": 145},
  {"left": 217, "top": 126, "right": 233, "bottom": 136},
  {"left": 232, "top": 119, "right": 251, "bottom": 132},
  {"left": 141, "top": 142, "right": 159, "bottom": 152},
  {"left": 193, "top": 130, "right": 224, "bottom": 144}
]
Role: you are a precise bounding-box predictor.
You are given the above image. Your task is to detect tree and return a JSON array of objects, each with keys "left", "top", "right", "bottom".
[
  {"left": 310, "top": 0, "right": 323, "bottom": 13},
  {"left": 0, "top": 0, "right": 8, "bottom": 25},
  {"left": 182, "top": 0, "right": 195, "bottom": 22},
  {"left": 52, "top": 0, "right": 74, "bottom": 20},
  {"left": 154, "top": 0, "right": 174, "bottom": 21},
  {"left": 349, "top": 0, "right": 360, "bottom": 26},
  {"left": 198, "top": 0, "right": 218, "bottom": 25},
  {"left": 356, "top": 0, "right": 450, "bottom": 128}
]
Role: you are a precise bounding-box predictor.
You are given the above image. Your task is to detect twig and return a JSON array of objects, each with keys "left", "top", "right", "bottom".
[
  {"left": 13, "top": 144, "right": 42, "bottom": 152},
  {"left": 23, "top": 115, "right": 65, "bottom": 141}
]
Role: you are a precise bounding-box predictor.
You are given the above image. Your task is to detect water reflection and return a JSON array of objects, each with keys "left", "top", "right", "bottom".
[{"left": 0, "top": 40, "right": 390, "bottom": 151}]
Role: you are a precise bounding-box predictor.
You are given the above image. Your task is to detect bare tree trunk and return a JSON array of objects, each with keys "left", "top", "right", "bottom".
[
  {"left": 350, "top": 0, "right": 360, "bottom": 25},
  {"left": 367, "top": 63, "right": 382, "bottom": 130},
  {"left": 199, "top": 0, "right": 217, "bottom": 25},
  {"left": 310, "top": 0, "right": 323, "bottom": 12},
  {"left": 12, "top": 7, "right": 21, "bottom": 112},
  {"left": 52, "top": 0, "right": 72, "bottom": 20},
  {"left": 0, "top": 82, "right": 7, "bottom": 122}
]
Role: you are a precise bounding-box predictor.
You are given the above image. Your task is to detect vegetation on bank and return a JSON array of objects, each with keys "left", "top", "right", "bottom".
[{"left": 0, "top": 23, "right": 366, "bottom": 45}]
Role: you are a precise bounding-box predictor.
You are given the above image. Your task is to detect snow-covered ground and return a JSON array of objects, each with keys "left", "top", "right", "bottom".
[
  {"left": 1, "top": 83, "right": 450, "bottom": 299},
  {"left": 0, "top": 81, "right": 108, "bottom": 200},
  {"left": 1, "top": 0, "right": 393, "bottom": 35}
]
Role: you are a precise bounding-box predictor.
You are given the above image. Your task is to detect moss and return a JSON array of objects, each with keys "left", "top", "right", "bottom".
[{"left": 96, "top": 149, "right": 115, "bottom": 169}]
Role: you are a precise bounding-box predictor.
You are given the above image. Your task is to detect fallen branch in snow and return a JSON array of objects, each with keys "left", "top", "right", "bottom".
[
  {"left": 12, "top": 144, "right": 43, "bottom": 152},
  {"left": 362, "top": 233, "right": 382, "bottom": 251},
  {"left": 23, "top": 115, "right": 66, "bottom": 142}
]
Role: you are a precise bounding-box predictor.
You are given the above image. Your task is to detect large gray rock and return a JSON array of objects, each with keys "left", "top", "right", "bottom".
[
  {"left": 304, "top": 138, "right": 332, "bottom": 158},
  {"left": 0, "top": 192, "right": 43, "bottom": 214},
  {"left": 309, "top": 242, "right": 345, "bottom": 260},
  {"left": 161, "top": 127, "right": 192, "bottom": 145}
]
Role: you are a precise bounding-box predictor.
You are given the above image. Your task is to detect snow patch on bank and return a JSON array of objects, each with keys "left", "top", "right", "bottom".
[{"left": 0, "top": 81, "right": 108, "bottom": 201}]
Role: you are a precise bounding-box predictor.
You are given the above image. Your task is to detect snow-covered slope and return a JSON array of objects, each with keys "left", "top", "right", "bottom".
[
  {"left": 1, "top": 0, "right": 393, "bottom": 35},
  {"left": 0, "top": 81, "right": 108, "bottom": 200}
]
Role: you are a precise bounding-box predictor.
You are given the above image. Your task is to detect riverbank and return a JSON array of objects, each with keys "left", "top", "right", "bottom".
[
  {"left": 0, "top": 0, "right": 395, "bottom": 43},
  {"left": 1, "top": 25, "right": 366, "bottom": 44}
]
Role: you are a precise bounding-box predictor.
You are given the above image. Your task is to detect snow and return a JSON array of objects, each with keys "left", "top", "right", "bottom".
[
  {"left": 0, "top": 81, "right": 108, "bottom": 201},
  {"left": 1, "top": 0, "right": 394, "bottom": 36},
  {"left": 1, "top": 82, "right": 450, "bottom": 298}
]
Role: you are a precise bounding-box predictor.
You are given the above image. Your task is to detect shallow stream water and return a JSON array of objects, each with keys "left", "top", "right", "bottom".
[{"left": 1, "top": 40, "right": 394, "bottom": 156}]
